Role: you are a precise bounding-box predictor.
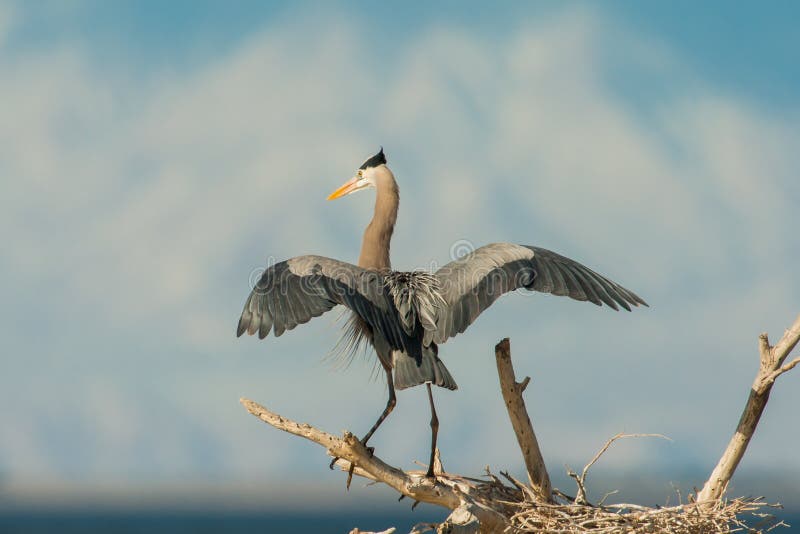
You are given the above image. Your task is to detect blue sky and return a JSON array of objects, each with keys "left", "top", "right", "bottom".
[
  {"left": 6, "top": 1, "right": 799, "bottom": 104},
  {"left": 1, "top": 0, "right": 799, "bottom": 513}
]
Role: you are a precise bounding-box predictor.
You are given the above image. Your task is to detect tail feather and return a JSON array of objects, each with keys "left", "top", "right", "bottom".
[{"left": 393, "top": 345, "right": 457, "bottom": 391}]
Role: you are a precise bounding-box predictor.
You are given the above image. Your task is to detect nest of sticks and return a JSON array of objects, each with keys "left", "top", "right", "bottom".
[{"left": 425, "top": 470, "right": 785, "bottom": 534}]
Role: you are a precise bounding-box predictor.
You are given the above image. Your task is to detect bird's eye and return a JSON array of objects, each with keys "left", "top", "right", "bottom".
[{"left": 357, "top": 170, "right": 364, "bottom": 178}]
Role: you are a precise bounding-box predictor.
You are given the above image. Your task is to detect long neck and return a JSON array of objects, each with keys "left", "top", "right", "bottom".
[{"left": 358, "top": 168, "right": 398, "bottom": 271}]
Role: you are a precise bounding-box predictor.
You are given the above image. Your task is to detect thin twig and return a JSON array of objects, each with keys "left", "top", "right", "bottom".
[{"left": 569, "top": 433, "right": 671, "bottom": 505}]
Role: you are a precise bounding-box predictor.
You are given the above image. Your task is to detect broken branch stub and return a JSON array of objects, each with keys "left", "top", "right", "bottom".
[{"left": 494, "top": 337, "right": 553, "bottom": 502}]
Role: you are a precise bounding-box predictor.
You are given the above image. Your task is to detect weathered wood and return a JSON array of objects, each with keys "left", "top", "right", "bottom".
[
  {"left": 240, "top": 322, "right": 798, "bottom": 531},
  {"left": 697, "top": 313, "right": 800, "bottom": 502},
  {"left": 494, "top": 338, "right": 553, "bottom": 502},
  {"left": 240, "top": 398, "right": 508, "bottom": 532}
]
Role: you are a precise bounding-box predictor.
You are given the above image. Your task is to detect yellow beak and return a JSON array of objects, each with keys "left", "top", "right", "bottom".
[{"left": 327, "top": 176, "right": 368, "bottom": 200}]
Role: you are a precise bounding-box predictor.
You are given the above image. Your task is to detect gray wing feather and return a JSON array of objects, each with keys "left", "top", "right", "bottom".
[
  {"left": 237, "top": 255, "right": 410, "bottom": 353},
  {"left": 434, "top": 243, "right": 647, "bottom": 343}
]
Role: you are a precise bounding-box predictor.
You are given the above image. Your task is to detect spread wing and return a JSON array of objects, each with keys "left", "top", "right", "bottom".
[
  {"left": 433, "top": 243, "right": 647, "bottom": 344},
  {"left": 237, "top": 255, "right": 415, "bottom": 354}
]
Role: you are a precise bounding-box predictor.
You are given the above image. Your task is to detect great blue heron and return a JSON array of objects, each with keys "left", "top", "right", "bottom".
[{"left": 237, "top": 148, "right": 646, "bottom": 478}]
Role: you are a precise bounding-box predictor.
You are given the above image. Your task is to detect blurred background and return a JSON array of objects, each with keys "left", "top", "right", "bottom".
[{"left": 1, "top": 1, "right": 799, "bottom": 532}]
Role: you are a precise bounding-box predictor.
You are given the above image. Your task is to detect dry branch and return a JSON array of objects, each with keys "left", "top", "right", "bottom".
[
  {"left": 697, "top": 313, "right": 800, "bottom": 503},
  {"left": 240, "top": 398, "right": 509, "bottom": 532},
  {"left": 494, "top": 338, "right": 552, "bottom": 502},
  {"left": 567, "top": 433, "right": 671, "bottom": 506},
  {"left": 241, "top": 393, "right": 781, "bottom": 532},
  {"left": 240, "top": 318, "right": 796, "bottom": 532}
]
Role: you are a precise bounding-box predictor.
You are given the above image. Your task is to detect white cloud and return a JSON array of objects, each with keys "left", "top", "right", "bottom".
[{"left": 1, "top": 5, "right": 798, "bottom": 497}]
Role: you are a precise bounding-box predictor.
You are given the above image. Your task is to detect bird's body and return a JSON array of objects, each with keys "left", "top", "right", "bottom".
[{"left": 238, "top": 148, "right": 646, "bottom": 477}]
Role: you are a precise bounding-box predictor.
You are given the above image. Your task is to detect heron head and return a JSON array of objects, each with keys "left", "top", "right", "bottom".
[{"left": 327, "top": 147, "right": 387, "bottom": 200}]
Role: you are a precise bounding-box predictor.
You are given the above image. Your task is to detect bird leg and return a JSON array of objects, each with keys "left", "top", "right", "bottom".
[
  {"left": 360, "top": 370, "right": 397, "bottom": 447},
  {"left": 329, "top": 368, "right": 397, "bottom": 487},
  {"left": 426, "top": 382, "right": 439, "bottom": 478}
]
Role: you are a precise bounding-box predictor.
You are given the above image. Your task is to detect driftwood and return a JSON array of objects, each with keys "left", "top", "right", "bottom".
[
  {"left": 241, "top": 313, "right": 800, "bottom": 533},
  {"left": 494, "top": 338, "right": 551, "bottom": 502},
  {"left": 697, "top": 313, "right": 800, "bottom": 503},
  {"left": 241, "top": 397, "right": 509, "bottom": 531}
]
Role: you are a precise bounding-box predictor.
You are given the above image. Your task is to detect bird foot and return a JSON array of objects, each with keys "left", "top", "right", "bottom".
[
  {"left": 329, "top": 439, "right": 376, "bottom": 489},
  {"left": 346, "top": 462, "right": 356, "bottom": 490},
  {"left": 329, "top": 445, "right": 374, "bottom": 491},
  {"left": 328, "top": 456, "right": 358, "bottom": 490},
  {"left": 425, "top": 447, "right": 443, "bottom": 480}
]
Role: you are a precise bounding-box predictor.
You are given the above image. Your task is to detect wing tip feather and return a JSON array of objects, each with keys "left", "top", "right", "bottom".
[{"left": 237, "top": 312, "right": 251, "bottom": 337}]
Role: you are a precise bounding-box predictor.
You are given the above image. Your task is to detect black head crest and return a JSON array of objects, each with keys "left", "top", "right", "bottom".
[{"left": 359, "top": 147, "right": 387, "bottom": 170}]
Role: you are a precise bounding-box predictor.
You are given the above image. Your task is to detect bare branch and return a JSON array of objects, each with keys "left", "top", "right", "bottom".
[
  {"left": 758, "top": 333, "right": 771, "bottom": 367},
  {"left": 771, "top": 314, "right": 800, "bottom": 367},
  {"left": 239, "top": 398, "right": 508, "bottom": 532},
  {"left": 697, "top": 313, "right": 800, "bottom": 503},
  {"left": 494, "top": 338, "right": 553, "bottom": 502},
  {"left": 781, "top": 356, "right": 800, "bottom": 373},
  {"left": 518, "top": 376, "right": 531, "bottom": 392},
  {"left": 583, "top": 433, "right": 671, "bottom": 483},
  {"left": 568, "top": 433, "right": 670, "bottom": 505},
  {"left": 240, "top": 326, "right": 792, "bottom": 532},
  {"left": 597, "top": 489, "right": 619, "bottom": 506},
  {"left": 764, "top": 356, "right": 800, "bottom": 386}
]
